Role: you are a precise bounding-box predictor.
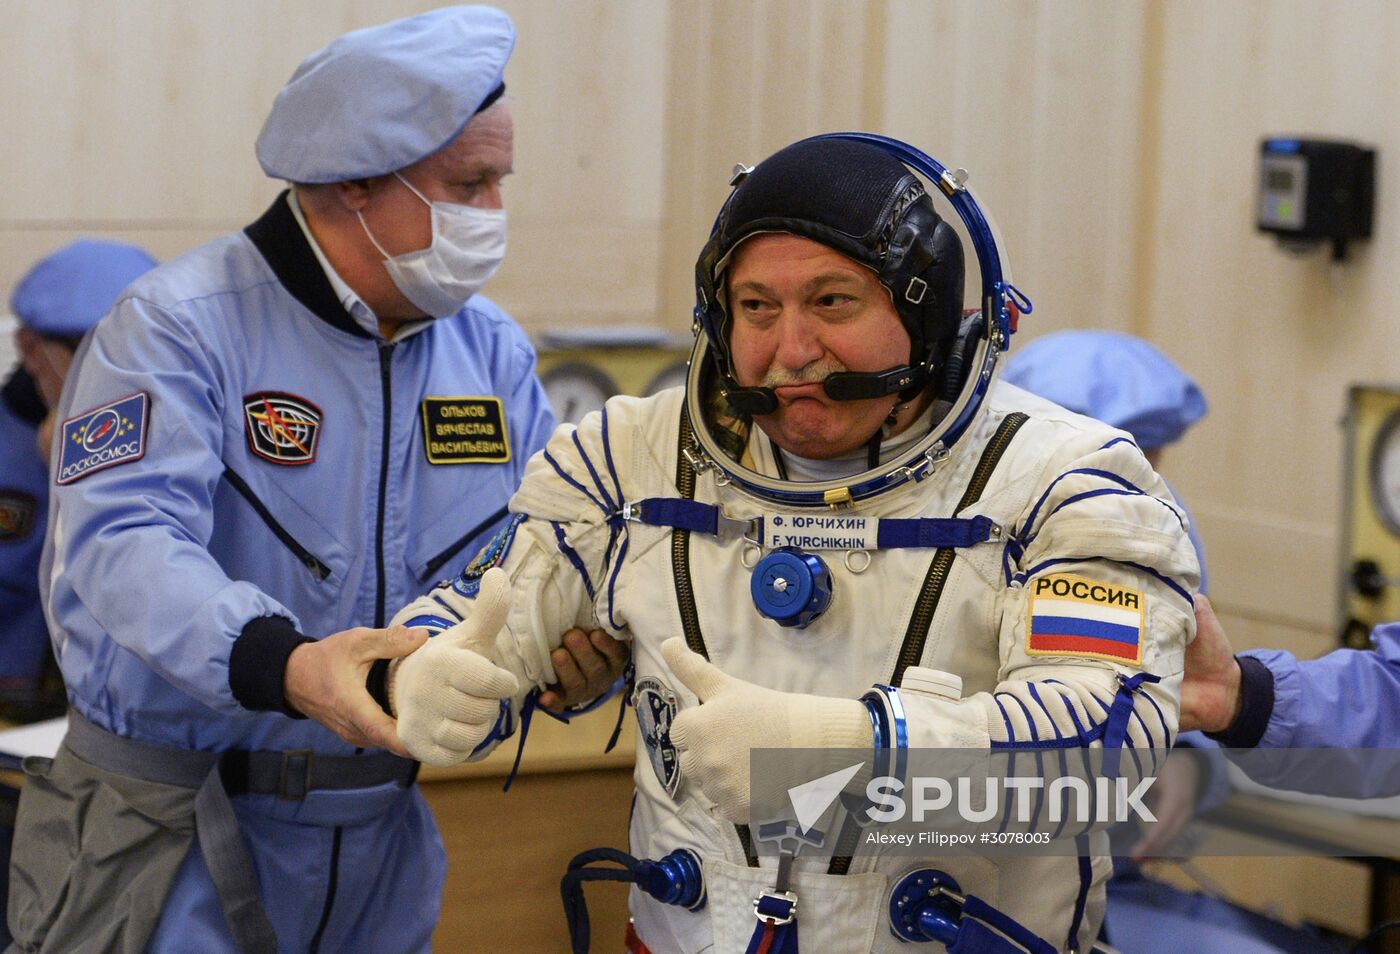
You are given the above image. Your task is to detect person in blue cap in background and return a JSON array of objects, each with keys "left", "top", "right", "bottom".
[
  {"left": 7, "top": 8, "right": 623, "bottom": 952},
  {"left": 1005, "top": 330, "right": 1350, "bottom": 954},
  {"left": 1004, "top": 330, "right": 1210, "bottom": 593},
  {"left": 1, "top": 240, "right": 158, "bottom": 724}
]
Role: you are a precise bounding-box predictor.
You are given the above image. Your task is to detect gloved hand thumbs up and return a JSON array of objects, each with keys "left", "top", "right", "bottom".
[
  {"left": 392, "top": 567, "right": 520, "bottom": 767},
  {"left": 658, "top": 636, "right": 872, "bottom": 823},
  {"left": 430, "top": 568, "right": 517, "bottom": 698},
  {"left": 661, "top": 637, "right": 736, "bottom": 703}
]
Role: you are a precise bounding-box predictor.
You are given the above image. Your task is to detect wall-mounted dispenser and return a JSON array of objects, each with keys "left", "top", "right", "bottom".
[{"left": 1257, "top": 137, "right": 1375, "bottom": 261}]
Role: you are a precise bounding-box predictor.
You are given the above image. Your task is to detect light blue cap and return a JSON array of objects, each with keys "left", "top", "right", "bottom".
[
  {"left": 10, "top": 239, "right": 159, "bottom": 338},
  {"left": 1003, "top": 330, "right": 1207, "bottom": 450},
  {"left": 256, "top": 5, "right": 515, "bottom": 184}
]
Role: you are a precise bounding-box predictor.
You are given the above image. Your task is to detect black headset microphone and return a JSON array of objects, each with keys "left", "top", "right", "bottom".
[{"left": 722, "top": 364, "right": 930, "bottom": 417}]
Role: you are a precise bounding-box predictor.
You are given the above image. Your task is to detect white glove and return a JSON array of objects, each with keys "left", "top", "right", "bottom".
[
  {"left": 390, "top": 568, "right": 520, "bottom": 767},
  {"left": 662, "top": 637, "right": 871, "bottom": 823}
]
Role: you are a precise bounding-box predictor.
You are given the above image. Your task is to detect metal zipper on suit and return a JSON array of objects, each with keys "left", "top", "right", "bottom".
[
  {"left": 222, "top": 467, "right": 330, "bottom": 580},
  {"left": 891, "top": 411, "right": 1029, "bottom": 685},
  {"left": 671, "top": 409, "right": 1031, "bottom": 873},
  {"left": 827, "top": 410, "right": 1030, "bottom": 875},
  {"left": 374, "top": 342, "right": 395, "bottom": 628},
  {"left": 672, "top": 412, "right": 706, "bottom": 658},
  {"left": 311, "top": 342, "right": 393, "bottom": 949},
  {"left": 421, "top": 503, "right": 510, "bottom": 581}
]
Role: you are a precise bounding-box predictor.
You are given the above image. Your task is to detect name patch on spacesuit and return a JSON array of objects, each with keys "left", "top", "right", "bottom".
[
  {"left": 243, "top": 392, "right": 322, "bottom": 465},
  {"left": 0, "top": 491, "right": 36, "bottom": 539},
  {"left": 634, "top": 677, "right": 681, "bottom": 797},
  {"left": 1026, "top": 573, "right": 1143, "bottom": 664},
  {"left": 421, "top": 397, "right": 510, "bottom": 464},
  {"left": 761, "top": 512, "right": 877, "bottom": 551},
  {"left": 56, "top": 392, "right": 150, "bottom": 486}
]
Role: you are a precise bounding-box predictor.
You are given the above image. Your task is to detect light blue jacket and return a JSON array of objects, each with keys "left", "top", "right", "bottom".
[
  {"left": 1209, "top": 625, "right": 1400, "bottom": 797},
  {"left": 42, "top": 193, "right": 553, "bottom": 754},
  {"left": 1247, "top": 624, "right": 1400, "bottom": 750}
]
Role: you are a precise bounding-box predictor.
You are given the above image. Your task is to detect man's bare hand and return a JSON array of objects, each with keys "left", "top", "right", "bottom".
[
  {"left": 1128, "top": 753, "right": 1200, "bottom": 861},
  {"left": 538, "top": 628, "right": 629, "bottom": 712},
  {"left": 1180, "top": 594, "right": 1243, "bottom": 734},
  {"left": 284, "top": 625, "right": 428, "bottom": 756}
]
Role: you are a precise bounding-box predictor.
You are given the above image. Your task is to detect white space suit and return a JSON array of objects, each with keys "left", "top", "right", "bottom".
[{"left": 393, "top": 374, "right": 1197, "bottom": 952}]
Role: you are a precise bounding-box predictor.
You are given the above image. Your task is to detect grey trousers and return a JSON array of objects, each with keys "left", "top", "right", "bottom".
[{"left": 6, "top": 713, "right": 276, "bottom": 954}]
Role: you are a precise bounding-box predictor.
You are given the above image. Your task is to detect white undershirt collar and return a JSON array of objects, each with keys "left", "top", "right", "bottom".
[
  {"left": 286, "top": 189, "right": 433, "bottom": 342},
  {"left": 748, "top": 402, "right": 939, "bottom": 482}
]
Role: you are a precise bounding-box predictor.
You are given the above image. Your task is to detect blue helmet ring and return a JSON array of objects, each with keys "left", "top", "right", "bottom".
[{"left": 685, "top": 132, "right": 1031, "bottom": 509}]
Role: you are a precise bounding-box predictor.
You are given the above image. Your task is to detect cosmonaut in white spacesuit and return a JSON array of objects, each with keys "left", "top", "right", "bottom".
[{"left": 384, "top": 134, "right": 1199, "bottom": 953}]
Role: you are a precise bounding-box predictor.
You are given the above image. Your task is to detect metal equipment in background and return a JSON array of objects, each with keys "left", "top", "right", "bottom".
[
  {"left": 1340, "top": 385, "right": 1400, "bottom": 648},
  {"left": 534, "top": 326, "right": 691, "bottom": 426}
]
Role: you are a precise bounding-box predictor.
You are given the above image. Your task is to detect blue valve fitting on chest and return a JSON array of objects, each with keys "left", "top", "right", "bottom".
[
  {"left": 888, "top": 869, "right": 963, "bottom": 944},
  {"left": 635, "top": 848, "right": 707, "bottom": 911},
  {"left": 750, "top": 546, "right": 834, "bottom": 628}
]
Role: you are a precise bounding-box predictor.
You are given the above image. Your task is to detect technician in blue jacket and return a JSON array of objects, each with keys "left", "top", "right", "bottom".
[
  {"left": 1, "top": 240, "right": 157, "bottom": 723},
  {"left": 7, "top": 8, "right": 618, "bottom": 953},
  {"left": 1185, "top": 597, "right": 1400, "bottom": 790}
]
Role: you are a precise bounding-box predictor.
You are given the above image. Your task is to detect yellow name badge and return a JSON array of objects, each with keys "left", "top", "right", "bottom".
[
  {"left": 420, "top": 396, "right": 511, "bottom": 465},
  {"left": 1025, "top": 573, "right": 1144, "bottom": 665}
]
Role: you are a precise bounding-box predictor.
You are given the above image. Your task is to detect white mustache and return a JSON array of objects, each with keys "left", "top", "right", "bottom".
[{"left": 760, "top": 358, "right": 848, "bottom": 389}]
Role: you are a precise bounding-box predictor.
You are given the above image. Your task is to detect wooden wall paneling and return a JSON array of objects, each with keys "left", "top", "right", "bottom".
[
  {"left": 0, "top": 2, "right": 442, "bottom": 292},
  {"left": 1154, "top": 854, "right": 1369, "bottom": 937},
  {"left": 0, "top": 228, "right": 230, "bottom": 315},
  {"left": 1211, "top": 607, "right": 1341, "bottom": 661},
  {"left": 656, "top": 2, "right": 718, "bottom": 336},
  {"left": 0, "top": 1, "right": 671, "bottom": 337},
  {"left": 659, "top": 0, "right": 785, "bottom": 333},
  {"left": 1144, "top": 0, "right": 1400, "bottom": 639},
  {"left": 880, "top": 2, "right": 1152, "bottom": 344},
  {"left": 486, "top": 0, "right": 670, "bottom": 334},
  {"left": 657, "top": 0, "right": 889, "bottom": 332},
  {"left": 494, "top": 0, "right": 667, "bottom": 223},
  {"left": 0, "top": 1, "right": 338, "bottom": 223},
  {"left": 423, "top": 766, "right": 636, "bottom": 952},
  {"left": 1008, "top": 0, "right": 1153, "bottom": 339}
]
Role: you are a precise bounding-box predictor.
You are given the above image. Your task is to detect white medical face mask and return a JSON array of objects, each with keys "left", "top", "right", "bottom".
[{"left": 358, "top": 172, "right": 507, "bottom": 319}]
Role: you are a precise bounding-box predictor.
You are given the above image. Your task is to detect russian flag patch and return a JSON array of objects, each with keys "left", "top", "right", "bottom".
[{"left": 1026, "top": 573, "right": 1144, "bottom": 665}]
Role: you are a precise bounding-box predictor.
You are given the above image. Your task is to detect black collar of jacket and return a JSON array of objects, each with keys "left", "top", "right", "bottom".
[
  {"left": 2, "top": 367, "right": 46, "bottom": 427},
  {"left": 244, "top": 190, "right": 374, "bottom": 340}
]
